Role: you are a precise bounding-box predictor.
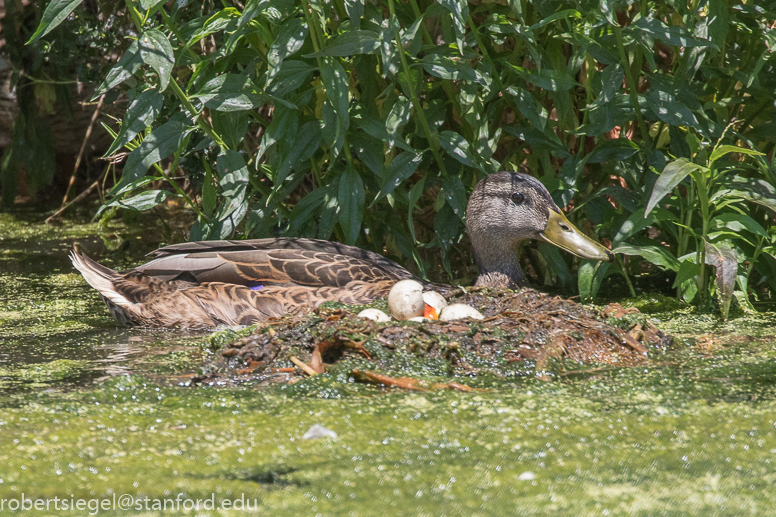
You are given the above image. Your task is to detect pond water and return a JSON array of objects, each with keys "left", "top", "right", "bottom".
[{"left": 1, "top": 209, "right": 776, "bottom": 516}]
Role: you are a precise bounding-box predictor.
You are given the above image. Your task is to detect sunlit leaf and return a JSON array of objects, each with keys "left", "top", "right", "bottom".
[
  {"left": 646, "top": 158, "right": 705, "bottom": 216},
  {"left": 374, "top": 152, "right": 423, "bottom": 204},
  {"left": 104, "top": 88, "right": 164, "bottom": 157},
  {"left": 305, "top": 31, "right": 379, "bottom": 57},
  {"left": 95, "top": 40, "right": 143, "bottom": 96},
  {"left": 192, "top": 74, "right": 266, "bottom": 111},
  {"left": 139, "top": 30, "right": 174, "bottom": 91},
  {"left": 113, "top": 114, "right": 193, "bottom": 194},
  {"left": 27, "top": 0, "right": 84, "bottom": 43},
  {"left": 339, "top": 167, "right": 365, "bottom": 244},
  {"left": 613, "top": 243, "right": 680, "bottom": 271},
  {"left": 105, "top": 190, "right": 178, "bottom": 211}
]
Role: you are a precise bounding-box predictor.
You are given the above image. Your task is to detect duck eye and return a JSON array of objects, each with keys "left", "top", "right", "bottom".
[{"left": 511, "top": 192, "right": 525, "bottom": 205}]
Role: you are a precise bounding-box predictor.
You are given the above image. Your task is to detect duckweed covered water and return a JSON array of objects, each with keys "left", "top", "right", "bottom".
[{"left": 2, "top": 210, "right": 776, "bottom": 516}]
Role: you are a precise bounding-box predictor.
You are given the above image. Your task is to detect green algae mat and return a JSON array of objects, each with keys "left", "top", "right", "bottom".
[{"left": 2, "top": 210, "right": 776, "bottom": 516}]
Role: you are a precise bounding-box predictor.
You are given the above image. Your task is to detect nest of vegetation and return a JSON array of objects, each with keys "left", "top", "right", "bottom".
[{"left": 194, "top": 288, "right": 671, "bottom": 390}]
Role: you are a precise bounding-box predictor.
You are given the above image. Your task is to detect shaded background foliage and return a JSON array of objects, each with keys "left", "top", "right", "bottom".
[{"left": 3, "top": 0, "right": 776, "bottom": 316}]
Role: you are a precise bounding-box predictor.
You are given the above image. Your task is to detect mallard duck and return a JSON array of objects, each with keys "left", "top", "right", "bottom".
[{"left": 71, "top": 171, "right": 613, "bottom": 328}]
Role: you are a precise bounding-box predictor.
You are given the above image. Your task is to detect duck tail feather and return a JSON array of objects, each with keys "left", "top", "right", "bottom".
[{"left": 70, "top": 251, "right": 134, "bottom": 309}]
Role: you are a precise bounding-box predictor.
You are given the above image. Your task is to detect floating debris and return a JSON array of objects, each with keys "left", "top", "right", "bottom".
[{"left": 302, "top": 424, "right": 337, "bottom": 440}]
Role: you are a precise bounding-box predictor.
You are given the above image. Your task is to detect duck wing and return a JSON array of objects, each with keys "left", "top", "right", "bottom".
[{"left": 135, "top": 238, "right": 417, "bottom": 289}]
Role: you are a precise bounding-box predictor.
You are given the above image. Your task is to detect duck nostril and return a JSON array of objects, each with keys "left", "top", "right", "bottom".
[{"left": 559, "top": 224, "right": 571, "bottom": 232}]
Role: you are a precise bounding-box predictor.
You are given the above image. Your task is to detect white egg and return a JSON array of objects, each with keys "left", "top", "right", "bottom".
[
  {"left": 439, "top": 303, "right": 484, "bottom": 321},
  {"left": 387, "top": 279, "right": 425, "bottom": 320},
  {"left": 422, "top": 291, "right": 448, "bottom": 311},
  {"left": 357, "top": 308, "right": 391, "bottom": 322}
]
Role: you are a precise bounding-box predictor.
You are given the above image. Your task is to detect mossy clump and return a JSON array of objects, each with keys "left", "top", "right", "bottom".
[{"left": 197, "top": 288, "right": 668, "bottom": 389}]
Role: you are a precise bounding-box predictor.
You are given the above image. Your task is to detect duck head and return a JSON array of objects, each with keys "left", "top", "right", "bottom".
[{"left": 465, "top": 171, "right": 613, "bottom": 288}]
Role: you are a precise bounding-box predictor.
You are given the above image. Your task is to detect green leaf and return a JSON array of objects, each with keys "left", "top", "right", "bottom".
[
  {"left": 258, "top": 106, "right": 298, "bottom": 160},
  {"left": 589, "top": 64, "right": 623, "bottom": 109},
  {"left": 613, "top": 243, "right": 680, "bottom": 271},
  {"left": 408, "top": 176, "right": 426, "bottom": 243},
  {"left": 586, "top": 139, "right": 639, "bottom": 164},
  {"left": 441, "top": 175, "right": 468, "bottom": 220},
  {"left": 420, "top": 55, "right": 486, "bottom": 86},
  {"left": 192, "top": 74, "right": 266, "bottom": 112},
  {"left": 647, "top": 89, "right": 700, "bottom": 129},
  {"left": 631, "top": 17, "right": 716, "bottom": 49},
  {"left": 672, "top": 259, "right": 701, "bottom": 289},
  {"left": 645, "top": 158, "right": 705, "bottom": 216},
  {"left": 202, "top": 167, "right": 216, "bottom": 218},
  {"left": 538, "top": 243, "right": 573, "bottom": 287},
  {"left": 320, "top": 58, "right": 350, "bottom": 131},
  {"left": 138, "top": 30, "right": 174, "bottom": 91},
  {"left": 289, "top": 187, "right": 326, "bottom": 233},
  {"left": 503, "top": 126, "right": 570, "bottom": 158},
  {"left": 113, "top": 115, "right": 193, "bottom": 194},
  {"left": 266, "top": 60, "right": 314, "bottom": 96},
  {"left": 710, "top": 212, "right": 769, "bottom": 239},
  {"left": 707, "top": 0, "right": 730, "bottom": 50},
  {"left": 238, "top": 0, "right": 270, "bottom": 28},
  {"left": 268, "top": 17, "right": 308, "bottom": 75},
  {"left": 185, "top": 8, "right": 241, "bottom": 49},
  {"left": 104, "top": 89, "right": 164, "bottom": 157},
  {"left": 106, "top": 190, "right": 178, "bottom": 212},
  {"left": 318, "top": 184, "right": 340, "bottom": 240},
  {"left": 578, "top": 260, "right": 611, "bottom": 303},
  {"left": 305, "top": 30, "right": 379, "bottom": 57},
  {"left": 338, "top": 167, "right": 365, "bottom": 244},
  {"left": 211, "top": 111, "right": 250, "bottom": 151},
  {"left": 714, "top": 176, "right": 776, "bottom": 213},
  {"left": 510, "top": 65, "right": 579, "bottom": 91},
  {"left": 708, "top": 144, "right": 764, "bottom": 165},
  {"left": 275, "top": 121, "right": 323, "bottom": 186},
  {"left": 95, "top": 40, "right": 143, "bottom": 96},
  {"left": 438, "top": 131, "right": 480, "bottom": 169},
  {"left": 27, "top": 0, "right": 84, "bottom": 44},
  {"left": 705, "top": 241, "right": 738, "bottom": 320},
  {"left": 434, "top": 203, "right": 461, "bottom": 276},
  {"left": 506, "top": 87, "right": 547, "bottom": 131},
  {"left": 437, "top": 0, "right": 468, "bottom": 55},
  {"left": 613, "top": 207, "right": 676, "bottom": 246},
  {"left": 139, "top": 0, "right": 167, "bottom": 9},
  {"left": 374, "top": 152, "right": 422, "bottom": 204}
]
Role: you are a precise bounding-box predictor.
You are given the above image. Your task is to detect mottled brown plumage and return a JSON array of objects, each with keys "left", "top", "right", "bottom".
[{"left": 71, "top": 172, "right": 613, "bottom": 328}]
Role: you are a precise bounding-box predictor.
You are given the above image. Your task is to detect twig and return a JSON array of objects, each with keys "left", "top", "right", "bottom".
[
  {"left": 45, "top": 165, "right": 109, "bottom": 224},
  {"left": 60, "top": 94, "right": 106, "bottom": 207},
  {"left": 289, "top": 356, "right": 318, "bottom": 376}
]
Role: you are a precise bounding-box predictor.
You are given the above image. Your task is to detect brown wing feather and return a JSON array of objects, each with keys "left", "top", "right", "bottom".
[{"left": 135, "top": 238, "right": 416, "bottom": 289}]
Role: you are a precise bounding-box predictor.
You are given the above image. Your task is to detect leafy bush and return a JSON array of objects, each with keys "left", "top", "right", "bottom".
[{"left": 29, "top": 0, "right": 776, "bottom": 317}]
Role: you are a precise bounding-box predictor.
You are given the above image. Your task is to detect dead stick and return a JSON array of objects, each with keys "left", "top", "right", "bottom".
[
  {"left": 289, "top": 356, "right": 318, "bottom": 376},
  {"left": 60, "top": 94, "right": 105, "bottom": 207},
  {"left": 45, "top": 166, "right": 107, "bottom": 224}
]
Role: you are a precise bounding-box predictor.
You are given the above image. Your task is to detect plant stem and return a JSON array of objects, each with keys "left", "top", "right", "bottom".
[
  {"left": 152, "top": 162, "right": 209, "bottom": 222},
  {"left": 168, "top": 80, "right": 228, "bottom": 149},
  {"left": 616, "top": 255, "right": 637, "bottom": 297},
  {"left": 615, "top": 26, "right": 652, "bottom": 151},
  {"left": 387, "top": 0, "right": 448, "bottom": 176}
]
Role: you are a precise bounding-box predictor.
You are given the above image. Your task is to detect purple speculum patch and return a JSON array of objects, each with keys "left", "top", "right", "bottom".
[{"left": 249, "top": 284, "right": 264, "bottom": 291}]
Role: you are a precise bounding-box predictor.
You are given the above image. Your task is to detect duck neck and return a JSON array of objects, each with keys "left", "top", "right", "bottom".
[{"left": 472, "top": 240, "right": 527, "bottom": 289}]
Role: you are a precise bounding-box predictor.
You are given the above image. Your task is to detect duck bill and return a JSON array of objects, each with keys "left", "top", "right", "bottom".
[{"left": 540, "top": 210, "right": 614, "bottom": 262}]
